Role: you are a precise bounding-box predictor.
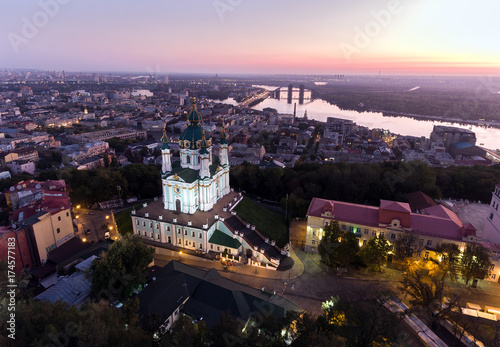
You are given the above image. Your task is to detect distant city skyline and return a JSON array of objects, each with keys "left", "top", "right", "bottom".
[{"left": 1, "top": 0, "right": 499, "bottom": 76}]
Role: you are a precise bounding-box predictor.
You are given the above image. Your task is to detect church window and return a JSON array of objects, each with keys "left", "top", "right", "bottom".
[
  {"left": 177, "top": 228, "right": 181, "bottom": 234},
  {"left": 199, "top": 232, "right": 202, "bottom": 238},
  {"left": 186, "top": 155, "right": 190, "bottom": 164},
  {"left": 184, "top": 230, "right": 187, "bottom": 235},
  {"left": 192, "top": 231, "right": 195, "bottom": 237},
  {"left": 156, "top": 234, "right": 160, "bottom": 240},
  {"left": 167, "top": 226, "right": 170, "bottom": 232},
  {"left": 217, "top": 246, "right": 220, "bottom": 251},
  {"left": 228, "top": 249, "right": 231, "bottom": 254},
  {"left": 312, "top": 231, "right": 316, "bottom": 236},
  {"left": 312, "top": 240, "right": 315, "bottom": 245},
  {"left": 391, "top": 233, "right": 396, "bottom": 240},
  {"left": 144, "top": 231, "right": 147, "bottom": 236},
  {"left": 142, "top": 221, "right": 146, "bottom": 227},
  {"left": 136, "top": 220, "right": 139, "bottom": 225},
  {"left": 210, "top": 244, "right": 213, "bottom": 250},
  {"left": 178, "top": 239, "right": 181, "bottom": 244},
  {"left": 199, "top": 243, "right": 203, "bottom": 249},
  {"left": 149, "top": 222, "right": 152, "bottom": 228},
  {"left": 185, "top": 240, "right": 188, "bottom": 245},
  {"left": 167, "top": 236, "right": 171, "bottom": 243},
  {"left": 150, "top": 232, "right": 153, "bottom": 238},
  {"left": 156, "top": 224, "right": 159, "bottom": 229}
]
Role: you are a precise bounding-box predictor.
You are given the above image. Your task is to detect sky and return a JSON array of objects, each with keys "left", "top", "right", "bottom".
[{"left": 0, "top": 0, "right": 499, "bottom": 76}]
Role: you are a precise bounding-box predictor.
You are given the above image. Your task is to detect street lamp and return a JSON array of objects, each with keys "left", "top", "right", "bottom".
[
  {"left": 106, "top": 215, "right": 109, "bottom": 220},
  {"left": 76, "top": 205, "right": 81, "bottom": 209},
  {"left": 179, "top": 251, "right": 182, "bottom": 261}
]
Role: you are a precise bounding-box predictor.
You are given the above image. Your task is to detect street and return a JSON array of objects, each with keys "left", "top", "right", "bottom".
[{"left": 73, "top": 206, "right": 118, "bottom": 243}]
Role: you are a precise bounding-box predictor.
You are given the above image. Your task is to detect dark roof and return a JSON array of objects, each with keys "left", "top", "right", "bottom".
[
  {"left": 224, "top": 216, "right": 282, "bottom": 261},
  {"left": 208, "top": 229, "right": 241, "bottom": 249},
  {"left": 406, "top": 191, "right": 436, "bottom": 213},
  {"left": 48, "top": 237, "right": 92, "bottom": 264},
  {"left": 137, "top": 261, "right": 301, "bottom": 329}
]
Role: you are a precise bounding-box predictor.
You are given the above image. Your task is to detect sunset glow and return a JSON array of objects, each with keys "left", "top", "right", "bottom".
[{"left": 0, "top": 0, "right": 499, "bottom": 75}]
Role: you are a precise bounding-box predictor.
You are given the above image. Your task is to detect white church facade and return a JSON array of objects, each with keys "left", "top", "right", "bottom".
[{"left": 130, "top": 98, "right": 287, "bottom": 268}]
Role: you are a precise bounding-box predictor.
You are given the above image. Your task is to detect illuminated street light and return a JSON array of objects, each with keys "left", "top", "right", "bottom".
[
  {"left": 82, "top": 238, "right": 87, "bottom": 242},
  {"left": 76, "top": 215, "right": 79, "bottom": 219},
  {"left": 76, "top": 205, "right": 81, "bottom": 209},
  {"left": 106, "top": 215, "right": 109, "bottom": 220}
]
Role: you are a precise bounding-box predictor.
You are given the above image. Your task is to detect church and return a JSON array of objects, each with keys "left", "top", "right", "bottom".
[
  {"left": 160, "top": 97, "right": 230, "bottom": 214},
  {"left": 130, "top": 97, "right": 287, "bottom": 268}
]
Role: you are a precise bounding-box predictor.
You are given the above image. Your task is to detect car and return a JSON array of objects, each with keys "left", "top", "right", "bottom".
[{"left": 88, "top": 211, "right": 95, "bottom": 215}]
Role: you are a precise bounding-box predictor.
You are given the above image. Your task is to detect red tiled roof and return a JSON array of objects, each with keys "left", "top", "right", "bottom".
[
  {"left": 308, "top": 197, "right": 468, "bottom": 242},
  {"left": 380, "top": 199, "right": 411, "bottom": 213},
  {"left": 307, "top": 198, "right": 379, "bottom": 227},
  {"left": 406, "top": 191, "right": 436, "bottom": 212}
]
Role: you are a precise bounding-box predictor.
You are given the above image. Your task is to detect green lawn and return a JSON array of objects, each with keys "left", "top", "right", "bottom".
[
  {"left": 234, "top": 198, "right": 288, "bottom": 248},
  {"left": 114, "top": 204, "right": 142, "bottom": 235}
]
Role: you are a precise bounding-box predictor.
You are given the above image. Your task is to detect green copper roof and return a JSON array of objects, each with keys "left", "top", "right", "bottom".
[
  {"left": 209, "top": 229, "right": 241, "bottom": 249},
  {"left": 160, "top": 127, "right": 170, "bottom": 149},
  {"left": 220, "top": 120, "right": 228, "bottom": 145},
  {"left": 179, "top": 124, "right": 205, "bottom": 150},
  {"left": 188, "top": 98, "right": 202, "bottom": 123}
]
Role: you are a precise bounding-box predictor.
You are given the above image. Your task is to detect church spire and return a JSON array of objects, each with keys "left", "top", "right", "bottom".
[
  {"left": 160, "top": 123, "right": 170, "bottom": 149},
  {"left": 220, "top": 117, "right": 228, "bottom": 145}
]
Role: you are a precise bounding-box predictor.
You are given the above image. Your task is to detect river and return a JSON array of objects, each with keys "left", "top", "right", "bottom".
[{"left": 216, "top": 91, "right": 500, "bottom": 150}]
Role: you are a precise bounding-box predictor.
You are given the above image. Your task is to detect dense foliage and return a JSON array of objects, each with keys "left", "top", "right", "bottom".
[
  {"left": 90, "top": 234, "right": 154, "bottom": 301},
  {"left": 230, "top": 161, "right": 500, "bottom": 217}
]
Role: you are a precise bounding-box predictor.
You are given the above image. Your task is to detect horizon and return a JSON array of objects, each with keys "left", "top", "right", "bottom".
[{"left": 1, "top": 1, "right": 499, "bottom": 76}]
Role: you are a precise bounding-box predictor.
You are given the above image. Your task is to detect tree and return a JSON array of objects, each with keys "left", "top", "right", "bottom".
[
  {"left": 432, "top": 242, "right": 460, "bottom": 282},
  {"left": 359, "top": 235, "right": 392, "bottom": 272},
  {"left": 394, "top": 232, "right": 421, "bottom": 261},
  {"left": 318, "top": 222, "right": 361, "bottom": 267},
  {"left": 159, "top": 314, "right": 211, "bottom": 347},
  {"left": 90, "top": 234, "right": 154, "bottom": 301},
  {"left": 459, "top": 243, "right": 492, "bottom": 286},
  {"left": 399, "top": 261, "right": 461, "bottom": 328},
  {"left": 103, "top": 153, "right": 110, "bottom": 168}
]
